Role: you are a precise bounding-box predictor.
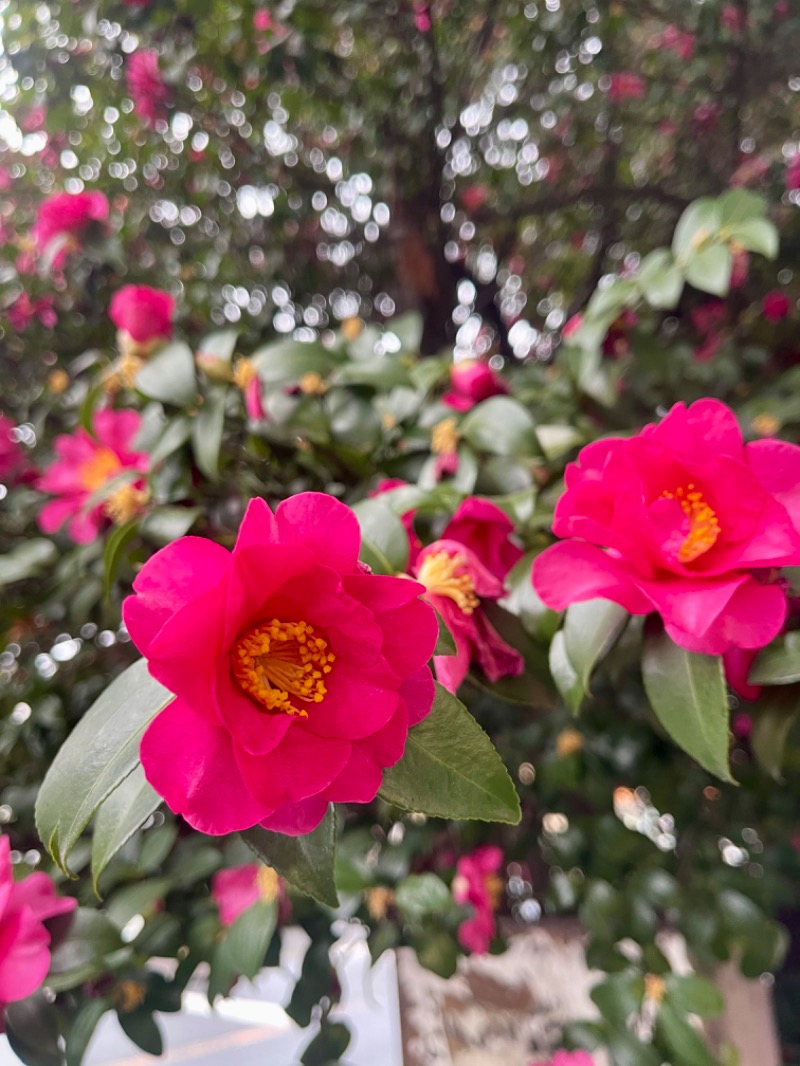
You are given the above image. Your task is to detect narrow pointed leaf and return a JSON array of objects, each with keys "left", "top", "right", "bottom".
[
  {"left": 91, "top": 764, "right": 161, "bottom": 891},
  {"left": 563, "top": 598, "right": 629, "bottom": 709}
]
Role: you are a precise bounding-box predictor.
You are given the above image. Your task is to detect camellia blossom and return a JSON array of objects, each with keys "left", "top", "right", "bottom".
[
  {"left": 529, "top": 1053, "right": 596, "bottom": 1066},
  {"left": 414, "top": 538, "right": 523, "bottom": 692},
  {"left": 441, "top": 497, "right": 523, "bottom": 583},
  {"left": 0, "top": 835, "right": 77, "bottom": 1017},
  {"left": 127, "top": 50, "right": 170, "bottom": 127},
  {"left": 786, "top": 156, "right": 800, "bottom": 192},
  {"left": 442, "top": 359, "right": 508, "bottom": 412},
  {"left": 109, "top": 285, "right": 175, "bottom": 355},
  {"left": 211, "top": 864, "right": 282, "bottom": 926},
  {"left": 452, "top": 845, "right": 504, "bottom": 954},
  {"left": 37, "top": 408, "right": 149, "bottom": 544},
  {"left": 0, "top": 416, "right": 25, "bottom": 484},
  {"left": 762, "top": 291, "right": 791, "bottom": 323},
  {"left": 122, "top": 493, "right": 439, "bottom": 836},
  {"left": 31, "top": 190, "right": 109, "bottom": 269},
  {"left": 533, "top": 399, "right": 800, "bottom": 655},
  {"left": 607, "top": 73, "right": 646, "bottom": 103}
]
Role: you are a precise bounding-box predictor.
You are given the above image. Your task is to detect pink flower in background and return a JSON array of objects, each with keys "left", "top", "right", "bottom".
[
  {"left": 562, "top": 314, "right": 583, "bottom": 341},
  {"left": 36, "top": 408, "right": 149, "bottom": 544},
  {"left": 31, "top": 190, "right": 109, "bottom": 269},
  {"left": 109, "top": 285, "right": 175, "bottom": 345},
  {"left": 724, "top": 646, "right": 761, "bottom": 702},
  {"left": 660, "top": 25, "right": 695, "bottom": 60},
  {"left": 762, "top": 291, "right": 791, "bottom": 322},
  {"left": 0, "top": 835, "right": 77, "bottom": 1016},
  {"left": 533, "top": 399, "right": 800, "bottom": 655},
  {"left": 7, "top": 293, "right": 57, "bottom": 332},
  {"left": 786, "top": 157, "right": 800, "bottom": 192},
  {"left": 253, "top": 8, "right": 272, "bottom": 30},
  {"left": 607, "top": 73, "right": 645, "bottom": 103},
  {"left": 461, "top": 185, "right": 490, "bottom": 213},
  {"left": 441, "top": 497, "right": 523, "bottom": 583},
  {"left": 443, "top": 360, "right": 508, "bottom": 412},
  {"left": 693, "top": 103, "right": 720, "bottom": 133},
  {"left": 415, "top": 539, "right": 523, "bottom": 692},
  {"left": 127, "top": 50, "right": 170, "bottom": 127},
  {"left": 730, "top": 249, "right": 750, "bottom": 290},
  {"left": 721, "top": 4, "right": 748, "bottom": 31},
  {"left": 730, "top": 154, "right": 771, "bottom": 188},
  {"left": 370, "top": 478, "right": 423, "bottom": 567},
  {"left": 245, "top": 375, "right": 267, "bottom": 420},
  {"left": 123, "top": 493, "right": 439, "bottom": 836},
  {"left": 414, "top": 2, "right": 432, "bottom": 31},
  {"left": 212, "top": 864, "right": 285, "bottom": 926},
  {"left": 529, "top": 1053, "right": 596, "bottom": 1066},
  {"left": 452, "top": 845, "right": 504, "bottom": 954},
  {"left": 0, "top": 416, "right": 25, "bottom": 484}
]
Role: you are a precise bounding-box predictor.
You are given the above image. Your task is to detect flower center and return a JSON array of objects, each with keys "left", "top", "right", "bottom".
[
  {"left": 255, "top": 865, "right": 280, "bottom": 903},
  {"left": 103, "top": 484, "right": 150, "bottom": 525},
  {"left": 78, "top": 447, "right": 122, "bottom": 492},
  {"left": 431, "top": 417, "right": 459, "bottom": 455},
  {"left": 417, "top": 550, "right": 479, "bottom": 615},
  {"left": 660, "top": 483, "right": 720, "bottom": 563},
  {"left": 231, "top": 618, "right": 335, "bottom": 716}
]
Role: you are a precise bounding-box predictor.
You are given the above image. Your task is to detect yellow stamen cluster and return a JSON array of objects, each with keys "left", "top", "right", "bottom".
[
  {"left": 417, "top": 550, "right": 479, "bottom": 615},
  {"left": 298, "top": 371, "right": 327, "bottom": 396},
  {"left": 103, "top": 484, "right": 150, "bottom": 525},
  {"left": 365, "top": 886, "right": 395, "bottom": 921},
  {"left": 660, "top": 483, "right": 720, "bottom": 563},
  {"left": 484, "top": 873, "right": 504, "bottom": 911},
  {"left": 47, "top": 369, "right": 70, "bottom": 394},
  {"left": 342, "top": 316, "right": 364, "bottom": 342},
  {"left": 114, "top": 980, "right": 147, "bottom": 1014},
  {"left": 751, "top": 413, "right": 781, "bottom": 438},
  {"left": 233, "top": 358, "right": 258, "bottom": 391},
  {"left": 117, "top": 330, "right": 162, "bottom": 362},
  {"left": 644, "top": 973, "right": 666, "bottom": 1005},
  {"left": 431, "top": 417, "right": 459, "bottom": 456},
  {"left": 231, "top": 618, "right": 335, "bottom": 716},
  {"left": 103, "top": 352, "right": 144, "bottom": 394},
  {"left": 78, "top": 447, "right": 122, "bottom": 492},
  {"left": 256, "top": 865, "right": 280, "bottom": 904},
  {"left": 556, "top": 728, "right": 583, "bottom": 758}
]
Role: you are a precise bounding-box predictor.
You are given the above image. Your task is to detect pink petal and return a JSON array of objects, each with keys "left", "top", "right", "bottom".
[
  {"left": 342, "top": 573, "right": 428, "bottom": 612},
  {"left": 37, "top": 497, "right": 79, "bottom": 535},
  {"left": 275, "top": 492, "right": 361, "bottom": 572},
  {"left": 532, "top": 541, "right": 653, "bottom": 614},
  {"left": 93, "top": 408, "right": 142, "bottom": 452},
  {"left": 232, "top": 496, "right": 279, "bottom": 555},
  {"left": 661, "top": 579, "right": 787, "bottom": 655},
  {"left": 322, "top": 745, "right": 383, "bottom": 803},
  {"left": 259, "top": 795, "right": 330, "bottom": 836},
  {"left": 67, "top": 509, "right": 103, "bottom": 545},
  {"left": 359, "top": 701, "right": 410, "bottom": 766},
  {"left": 375, "top": 598, "right": 439, "bottom": 676},
  {"left": 140, "top": 698, "right": 273, "bottom": 834},
  {"left": 746, "top": 438, "right": 800, "bottom": 530},
  {"left": 401, "top": 667, "right": 436, "bottom": 726},
  {"left": 471, "top": 610, "right": 524, "bottom": 681},
  {"left": 303, "top": 660, "right": 400, "bottom": 740},
  {"left": 214, "top": 668, "right": 294, "bottom": 756},
  {"left": 8, "top": 874, "right": 76, "bottom": 923},
  {"left": 235, "top": 726, "right": 351, "bottom": 809},
  {"left": 0, "top": 908, "right": 50, "bottom": 1003}
]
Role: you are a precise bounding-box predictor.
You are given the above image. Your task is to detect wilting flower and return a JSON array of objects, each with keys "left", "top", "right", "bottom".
[
  {"left": 0, "top": 835, "right": 77, "bottom": 1017},
  {"left": 452, "top": 845, "right": 504, "bottom": 954},
  {"left": 533, "top": 399, "right": 800, "bottom": 655},
  {"left": 127, "top": 49, "right": 171, "bottom": 127},
  {"left": 31, "top": 190, "right": 109, "bottom": 270},
  {"left": 414, "top": 539, "right": 523, "bottom": 692},
  {"left": 607, "top": 73, "right": 646, "bottom": 103},
  {"left": 443, "top": 360, "right": 508, "bottom": 412},
  {"left": 123, "top": 493, "right": 439, "bottom": 836},
  {"left": 212, "top": 864, "right": 282, "bottom": 926},
  {"left": 441, "top": 497, "right": 523, "bottom": 583},
  {"left": 37, "top": 408, "right": 149, "bottom": 544},
  {"left": 762, "top": 291, "right": 791, "bottom": 323},
  {"left": 109, "top": 285, "right": 175, "bottom": 357},
  {"left": 529, "top": 1053, "right": 596, "bottom": 1066}
]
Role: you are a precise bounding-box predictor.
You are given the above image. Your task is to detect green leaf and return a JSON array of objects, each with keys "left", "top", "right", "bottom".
[
  {"left": 191, "top": 385, "right": 226, "bottom": 480},
  {"left": 352, "top": 496, "right": 410, "bottom": 574},
  {"left": 102, "top": 518, "right": 139, "bottom": 600},
  {"left": 460, "top": 396, "right": 539, "bottom": 456},
  {"left": 563, "top": 598, "right": 629, "bottom": 709},
  {"left": 434, "top": 609, "right": 457, "bottom": 656},
  {"left": 727, "top": 217, "right": 778, "bottom": 259},
  {"left": 118, "top": 1012, "right": 163, "bottom": 1056},
  {"left": 535, "top": 423, "right": 584, "bottom": 460},
  {"left": 4, "top": 993, "right": 63, "bottom": 1066},
  {"left": 501, "top": 550, "right": 560, "bottom": 641},
  {"left": 331, "top": 356, "right": 413, "bottom": 389},
  {"left": 413, "top": 928, "right": 459, "bottom": 979},
  {"left": 379, "top": 682, "right": 521, "bottom": 823},
  {"left": 641, "top": 629, "right": 733, "bottom": 782},
  {"left": 657, "top": 1002, "right": 719, "bottom": 1066},
  {"left": 209, "top": 900, "right": 278, "bottom": 1001},
  {"left": 66, "top": 997, "right": 111, "bottom": 1066},
  {"left": 605, "top": 1030, "right": 662, "bottom": 1066},
  {"left": 48, "top": 909, "right": 126, "bottom": 991},
  {"left": 91, "top": 763, "right": 161, "bottom": 891},
  {"left": 197, "top": 328, "right": 239, "bottom": 363},
  {"left": 148, "top": 414, "right": 193, "bottom": 466},
  {"left": 685, "top": 242, "right": 733, "bottom": 297},
  {"left": 253, "top": 339, "right": 339, "bottom": 383},
  {"left": 140, "top": 505, "right": 202, "bottom": 545},
  {"left": 549, "top": 630, "right": 583, "bottom": 714},
  {"left": 749, "top": 632, "right": 800, "bottom": 684},
  {"left": 241, "top": 806, "right": 339, "bottom": 907},
  {"left": 665, "top": 974, "right": 724, "bottom": 1018},
  {"left": 0, "top": 539, "right": 57, "bottom": 588},
  {"left": 389, "top": 311, "right": 423, "bottom": 352},
  {"left": 135, "top": 342, "right": 197, "bottom": 406},
  {"left": 717, "top": 188, "right": 767, "bottom": 227},
  {"left": 301, "top": 1021, "right": 353, "bottom": 1066},
  {"left": 36, "top": 658, "right": 174, "bottom": 875},
  {"left": 590, "top": 972, "right": 644, "bottom": 1029},
  {"left": 395, "top": 873, "right": 453, "bottom": 923},
  {"left": 750, "top": 685, "right": 800, "bottom": 780},
  {"left": 672, "top": 198, "right": 721, "bottom": 261},
  {"left": 638, "top": 249, "right": 685, "bottom": 309}
]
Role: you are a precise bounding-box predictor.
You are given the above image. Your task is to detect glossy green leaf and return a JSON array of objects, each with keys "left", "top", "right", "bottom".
[
  {"left": 119, "top": 1012, "right": 163, "bottom": 1056},
  {"left": 191, "top": 385, "right": 226, "bottom": 480},
  {"left": 460, "top": 396, "right": 539, "bottom": 456},
  {"left": 749, "top": 632, "right": 800, "bottom": 684},
  {"left": 102, "top": 518, "right": 139, "bottom": 600},
  {"left": 642, "top": 629, "right": 733, "bottom": 782},
  {"left": 727, "top": 217, "right": 778, "bottom": 258},
  {"left": 388, "top": 310, "right": 423, "bottom": 352},
  {"left": 672, "top": 197, "right": 722, "bottom": 261},
  {"left": 590, "top": 972, "right": 644, "bottom": 1029},
  {"left": 197, "top": 328, "right": 239, "bottom": 363},
  {"left": 657, "top": 1002, "right": 718, "bottom": 1066},
  {"left": 91, "top": 764, "right": 161, "bottom": 891},
  {"left": 638, "top": 248, "right": 685, "bottom": 309},
  {"left": 147, "top": 414, "right": 193, "bottom": 466},
  {"left": 253, "top": 339, "right": 339, "bottom": 383},
  {"left": 0, "top": 539, "right": 57, "bottom": 588},
  {"left": 135, "top": 342, "right": 197, "bottom": 406},
  {"left": 352, "top": 496, "right": 410, "bottom": 574},
  {"left": 395, "top": 873, "right": 453, "bottom": 923},
  {"left": 685, "top": 242, "right": 733, "bottom": 297},
  {"left": 380, "top": 682, "right": 521, "bottom": 823},
  {"left": 140, "top": 505, "right": 202, "bottom": 545},
  {"left": 66, "top": 997, "right": 111, "bottom": 1066},
  {"left": 665, "top": 974, "right": 724, "bottom": 1018},
  {"left": 36, "top": 658, "right": 174, "bottom": 875},
  {"left": 750, "top": 686, "right": 799, "bottom": 780},
  {"left": 4, "top": 993, "right": 63, "bottom": 1066},
  {"left": 208, "top": 900, "right": 278, "bottom": 1002},
  {"left": 563, "top": 598, "right": 629, "bottom": 710},
  {"left": 717, "top": 188, "right": 767, "bottom": 227},
  {"left": 48, "top": 909, "right": 126, "bottom": 991},
  {"left": 331, "top": 356, "right": 412, "bottom": 389},
  {"left": 241, "top": 805, "right": 339, "bottom": 907},
  {"left": 549, "top": 629, "right": 583, "bottom": 714},
  {"left": 433, "top": 609, "right": 457, "bottom": 656}
]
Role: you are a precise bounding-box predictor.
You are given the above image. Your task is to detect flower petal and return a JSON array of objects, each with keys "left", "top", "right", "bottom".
[
  {"left": 258, "top": 795, "right": 330, "bottom": 837},
  {"left": 275, "top": 492, "right": 361, "bottom": 572},
  {"left": 235, "top": 726, "right": 351, "bottom": 809},
  {"left": 532, "top": 541, "right": 653, "bottom": 614}
]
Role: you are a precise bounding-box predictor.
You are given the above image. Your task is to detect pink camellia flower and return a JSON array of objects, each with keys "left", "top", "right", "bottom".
[
  {"left": 461, "top": 184, "right": 490, "bottom": 213},
  {"left": 532, "top": 399, "right": 800, "bottom": 656},
  {"left": 730, "top": 249, "right": 750, "bottom": 290},
  {"left": 442, "top": 360, "right": 509, "bottom": 412},
  {"left": 122, "top": 493, "right": 439, "bottom": 836},
  {"left": 127, "top": 50, "right": 171, "bottom": 127},
  {"left": 607, "top": 73, "right": 646, "bottom": 103},
  {"left": 529, "top": 1053, "right": 596, "bottom": 1066},
  {"left": 441, "top": 497, "right": 523, "bottom": 583},
  {"left": 7, "top": 293, "right": 56, "bottom": 332},
  {"left": 414, "top": 539, "right": 523, "bottom": 692},
  {"left": 452, "top": 845, "right": 504, "bottom": 954},
  {"left": 660, "top": 25, "right": 695, "bottom": 60},
  {"left": 31, "top": 190, "right": 109, "bottom": 269},
  {"left": 36, "top": 408, "right": 149, "bottom": 544},
  {"left": 762, "top": 291, "right": 791, "bottom": 323},
  {"left": 211, "top": 864, "right": 284, "bottom": 926},
  {"left": 786, "top": 157, "right": 800, "bottom": 193},
  {"left": 693, "top": 103, "right": 720, "bottom": 133},
  {"left": 0, "top": 835, "right": 77, "bottom": 1017},
  {"left": 0, "top": 416, "right": 25, "bottom": 484},
  {"left": 413, "top": 2, "right": 432, "bottom": 31},
  {"left": 109, "top": 285, "right": 175, "bottom": 354},
  {"left": 721, "top": 4, "right": 748, "bottom": 31},
  {"left": 562, "top": 314, "right": 583, "bottom": 341},
  {"left": 253, "top": 8, "right": 272, "bottom": 30},
  {"left": 370, "top": 478, "right": 423, "bottom": 568}
]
